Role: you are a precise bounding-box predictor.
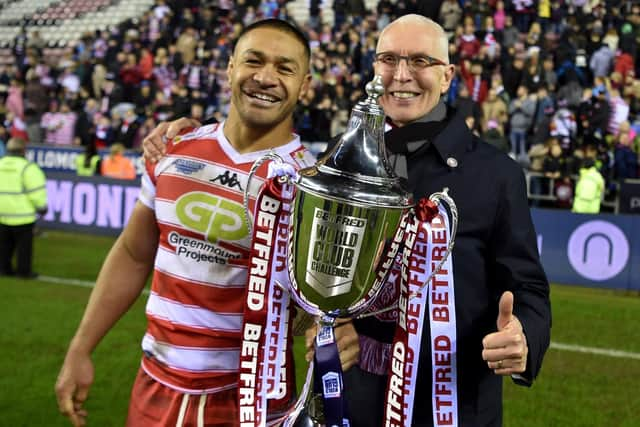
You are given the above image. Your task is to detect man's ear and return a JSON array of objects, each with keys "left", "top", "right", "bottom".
[
  {"left": 298, "top": 73, "right": 312, "bottom": 101},
  {"left": 226, "top": 56, "right": 234, "bottom": 84},
  {"left": 440, "top": 64, "right": 456, "bottom": 95}
]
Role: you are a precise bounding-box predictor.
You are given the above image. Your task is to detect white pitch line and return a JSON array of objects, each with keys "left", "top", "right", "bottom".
[
  {"left": 38, "top": 275, "right": 150, "bottom": 295},
  {"left": 549, "top": 342, "right": 640, "bottom": 360},
  {"left": 35, "top": 275, "right": 640, "bottom": 361}
]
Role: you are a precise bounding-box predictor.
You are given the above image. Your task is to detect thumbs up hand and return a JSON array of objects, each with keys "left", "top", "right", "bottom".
[{"left": 481, "top": 291, "right": 528, "bottom": 375}]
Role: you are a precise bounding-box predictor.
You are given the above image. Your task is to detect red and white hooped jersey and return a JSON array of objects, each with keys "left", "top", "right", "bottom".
[{"left": 138, "top": 122, "right": 315, "bottom": 393}]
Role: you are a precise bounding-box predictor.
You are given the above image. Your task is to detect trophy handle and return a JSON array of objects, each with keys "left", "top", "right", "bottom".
[
  {"left": 407, "top": 187, "right": 458, "bottom": 300},
  {"left": 356, "top": 187, "right": 458, "bottom": 319},
  {"left": 243, "top": 151, "right": 289, "bottom": 235}
]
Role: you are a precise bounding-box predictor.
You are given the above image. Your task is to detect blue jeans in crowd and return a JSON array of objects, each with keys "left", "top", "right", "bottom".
[{"left": 510, "top": 129, "right": 528, "bottom": 157}]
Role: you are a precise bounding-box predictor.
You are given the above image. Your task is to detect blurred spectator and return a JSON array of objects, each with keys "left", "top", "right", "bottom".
[
  {"left": 503, "top": 55, "right": 525, "bottom": 99},
  {"left": 543, "top": 138, "right": 565, "bottom": 180},
  {"left": 579, "top": 84, "right": 610, "bottom": 147},
  {"left": 101, "top": 143, "right": 136, "bottom": 179},
  {"left": 93, "top": 115, "right": 114, "bottom": 149},
  {"left": 550, "top": 98, "right": 577, "bottom": 153},
  {"left": 607, "top": 88, "right": 630, "bottom": 137},
  {"left": 527, "top": 137, "right": 551, "bottom": 203},
  {"left": 5, "top": 79, "right": 24, "bottom": 120},
  {"left": 572, "top": 156, "right": 605, "bottom": 214},
  {"left": 457, "top": 21, "right": 481, "bottom": 59},
  {"left": 541, "top": 56, "right": 557, "bottom": 91},
  {"left": 0, "top": 138, "right": 47, "bottom": 278},
  {"left": 75, "top": 143, "right": 101, "bottom": 176},
  {"left": 0, "top": 125, "right": 8, "bottom": 154},
  {"left": 176, "top": 27, "right": 198, "bottom": 65},
  {"left": 493, "top": 1, "right": 506, "bottom": 31},
  {"left": 59, "top": 65, "right": 81, "bottom": 96},
  {"left": 531, "top": 99, "right": 554, "bottom": 147},
  {"left": 482, "top": 119, "right": 509, "bottom": 153},
  {"left": 452, "top": 84, "right": 481, "bottom": 132},
  {"left": 509, "top": 85, "right": 536, "bottom": 158},
  {"left": 589, "top": 43, "right": 614, "bottom": 79},
  {"left": 614, "top": 122, "right": 639, "bottom": 180},
  {"left": 460, "top": 60, "right": 488, "bottom": 104},
  {"left": 481, "top": 87, "right": 508, "bottom": 132},
  {"left": 6, "top": 112, "right": 29, "bottom": 142},
  {"left": 41, "top": 101, "right": 77, "bottom": 145},
  {"left": 119, "top": 53, "right": 143, "bottom": 100},
  {"left": 512, "top": 0, "right": 534, "bottom": 33},
  {"left": 23, "top": 71, "right": 48, "bottom": 118},
  {"left": 439, "top": 0, "right": 462, "bottom": 35},
  {"left": 114, "top": 108, "right": 141, "bottom": 149}
]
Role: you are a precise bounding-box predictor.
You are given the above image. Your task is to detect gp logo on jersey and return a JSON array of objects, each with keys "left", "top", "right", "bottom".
[{"left": 175, "top": 192, "right": 249, "bottom": 242}]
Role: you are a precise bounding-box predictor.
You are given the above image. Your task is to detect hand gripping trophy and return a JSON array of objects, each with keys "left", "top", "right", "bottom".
[{"left": 239, "top": 76, "right": 458, "bottom": 427}]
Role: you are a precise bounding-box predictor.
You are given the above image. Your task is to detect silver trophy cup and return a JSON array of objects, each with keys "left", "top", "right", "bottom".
[{"left": 245, "top": 76, "right": 457, "bottom": 426}]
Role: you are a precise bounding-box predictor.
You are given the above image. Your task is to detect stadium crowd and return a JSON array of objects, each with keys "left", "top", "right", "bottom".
[{"left": 0, "top": 0, "right": 639, "bottom": 212}]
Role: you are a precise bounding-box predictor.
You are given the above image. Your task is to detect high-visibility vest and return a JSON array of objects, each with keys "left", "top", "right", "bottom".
[
  {"left": 572, "top": 167, "right": 604, "bottom": 214},
  {"left": 0, "top": 155, "right": 48, "bottom": 225},
  {"left": 75, "top": 153, "right": 100, "bottom": 176}
]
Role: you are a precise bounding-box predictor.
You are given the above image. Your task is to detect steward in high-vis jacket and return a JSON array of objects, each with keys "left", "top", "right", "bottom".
[
  {"left": 75, "top": 143, "right": 101, "bottom": 176},
  {"left": 0, "top": 138, "right": 48, "bottom": 278},
  {"left": 572, "top": 158, "right": 605, "bottom": 214}
]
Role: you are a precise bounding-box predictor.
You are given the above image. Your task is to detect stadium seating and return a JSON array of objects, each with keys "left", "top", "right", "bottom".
[{"left": 0, "top": 0, "right": 153, "bottom": 50}]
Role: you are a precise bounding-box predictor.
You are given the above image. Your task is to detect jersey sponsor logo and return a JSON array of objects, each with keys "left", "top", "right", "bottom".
[
  {"left": 173, "top": 158, "right": 206, "bottom": 175},
  {"left": 175, "top": 192, "right": 249, "bottom": 243},
  {"left": 168, "top": 230, "right": 241, "bottom": 265},
  {"left": 210, "top": 170, "right": 244, "bottom": 191}
]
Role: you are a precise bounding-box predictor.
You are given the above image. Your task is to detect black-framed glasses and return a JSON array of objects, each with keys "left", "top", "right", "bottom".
[{"left": 375, "top": 51, "right": 448, "bottom": 72}]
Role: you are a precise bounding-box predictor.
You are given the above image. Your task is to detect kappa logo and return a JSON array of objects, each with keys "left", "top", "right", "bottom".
[
  {"left": 567, "top": 220, "right": 630, "bottom": 281},
  {"left": 175, "top": 192, "right": 249, "bottom": 243},
  {"left": 210, "top": 170, "right": 244, "bottom": 191}
]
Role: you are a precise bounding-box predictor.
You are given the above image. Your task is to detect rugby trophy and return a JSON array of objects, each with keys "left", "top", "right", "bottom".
[{"left": 239, "top": 76, "right": 458, "bottom": 427}]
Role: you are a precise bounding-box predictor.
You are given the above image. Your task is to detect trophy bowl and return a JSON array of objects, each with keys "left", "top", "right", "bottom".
[{"left": 286, "top": 75, "right": 412, "bottom": 319}]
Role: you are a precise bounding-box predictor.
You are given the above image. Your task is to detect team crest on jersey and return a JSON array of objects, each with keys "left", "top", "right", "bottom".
[
  {"left": 172, "top": 124, "right": 218, "bottom": 145},
  {"left": 291, "top": 149, "right": 316, "bottom": 169},
  {"left": 173, "top": 158, "right": 206, "bottom": 175}
]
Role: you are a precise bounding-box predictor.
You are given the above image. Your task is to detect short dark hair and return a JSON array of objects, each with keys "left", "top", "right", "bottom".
[{"left": 233, "top": 19, "right": 310, "bottom": 64}]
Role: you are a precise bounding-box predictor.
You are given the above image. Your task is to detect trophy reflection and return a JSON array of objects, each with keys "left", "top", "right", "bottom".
[{"left": 244, "top": 76, "right": 457, "bottom": 426}]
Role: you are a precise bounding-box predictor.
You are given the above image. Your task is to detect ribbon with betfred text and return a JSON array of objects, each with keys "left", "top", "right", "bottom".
[
  {"left": 239, "top": 177, "right": 295, "bottom": 427},
  {"left": 264, "top": 180, "right": 297, "bottom": 424},
  {"left": 383, "top": 201, "right": 458, "bottom": 427}
]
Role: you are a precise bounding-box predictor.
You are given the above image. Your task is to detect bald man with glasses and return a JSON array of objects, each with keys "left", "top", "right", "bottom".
[{"left": 308, "top": 15, "right": 550, "bottom": 427}]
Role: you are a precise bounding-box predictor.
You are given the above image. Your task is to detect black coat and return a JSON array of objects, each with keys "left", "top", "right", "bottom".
[{"left": 346, "top": 109, "right": 551, "bottom": 426}]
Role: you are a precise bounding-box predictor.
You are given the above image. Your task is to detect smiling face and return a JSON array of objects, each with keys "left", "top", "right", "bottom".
[
  {"left": 374, "top": 17, "right": 454, "bottom": 127},
  {"left": 226, "top": 26, "right": 311, "bottom": 131}
]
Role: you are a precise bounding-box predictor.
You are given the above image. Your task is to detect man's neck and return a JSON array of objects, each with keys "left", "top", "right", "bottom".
[
  {"left": 223, "top": 113, "right": 294, "bottom": 154},
  {"left": 392, "top": 100, "right": 447, "bottom": 128}
]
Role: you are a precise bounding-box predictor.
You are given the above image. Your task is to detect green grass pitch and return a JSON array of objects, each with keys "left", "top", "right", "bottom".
[{"left": 0, "top": 230, "right": 638, "bottom": 426}]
